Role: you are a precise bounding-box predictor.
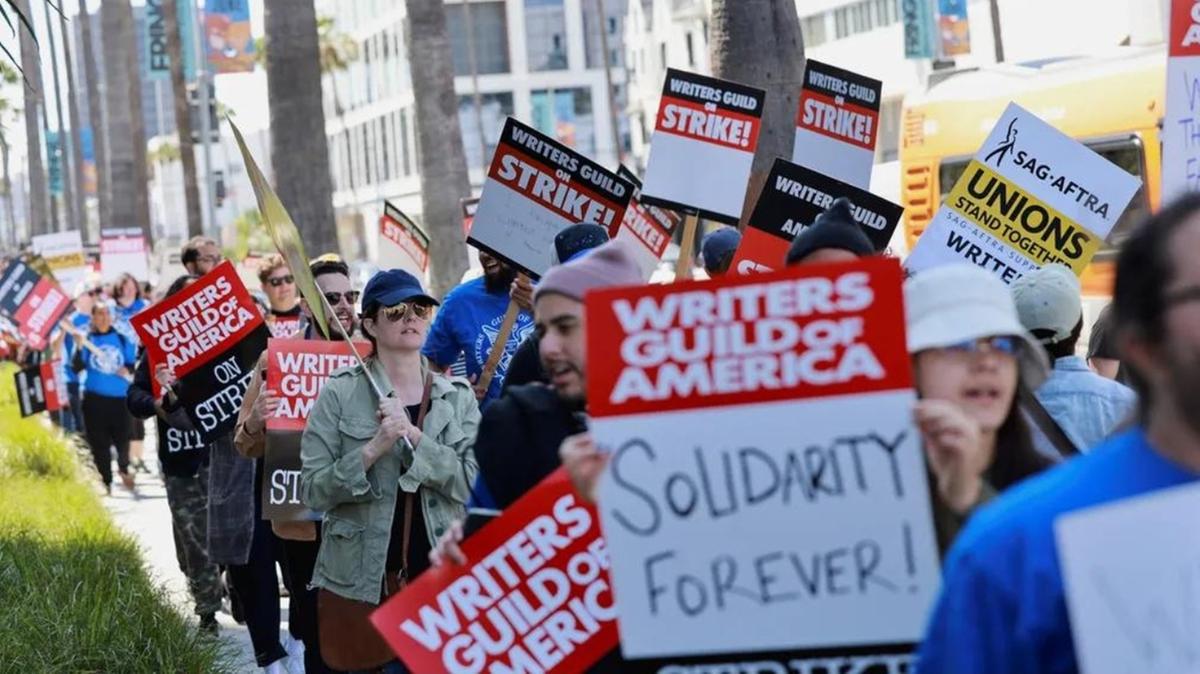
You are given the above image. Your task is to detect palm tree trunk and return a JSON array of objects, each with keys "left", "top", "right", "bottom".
[
  {"left": 163, "top": 0, "right": 202, "bottom": 237},
  {"left": 405, "top": 0, "right": 471, "bottom": 297},
  {"left": 15, "top": 0, "right": 48, "bottom": 237},
  {"left": 44, "top": 0, "right": 75, "bottom": 233},
  {"left": 264, "top": 0, "right": 339, "bottom": 256},
  {"left": 79, "top": 0, "right": 108, "bottom": 237},
  {"left": 121, "top": 1, "right": 152, "bottom": 242},
  {"left": 0, "top": 135, "right": 15, "bottom": 247},
  {"left": 709, "top": 0, "right": 805, "bottom": 225},
  {"left": 101, "top": 0, "right": 140, "bottom": 242},
  {"left": 60, "top": 6, "right": 88, "bottom": 242}
]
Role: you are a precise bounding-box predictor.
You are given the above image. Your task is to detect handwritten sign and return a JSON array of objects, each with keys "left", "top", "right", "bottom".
[
  {"left": 469, "top": 118, "right": 633, "bottom": 280},
  {"left": 132, "top": 261, "right": 267, "bottom": 442},
  {"left": 371, "top": 469, "right": 619, "bottom": 673},
  {"left": 1056, "top": 482, "right": 1200, "bottom": 674},
  {"left": 793, "top": 61, "right": 882, "bottom": 189},
  {"left": 905, "top": 103, "right": 1142, "bottom": 283},
  {"left": 1163, "top": 0, "right": 1200, "bottom": 202},
  {"left": 640, "top": 69, "right": 766, "bottom": 225},
  {"left": 586, "top": 257, "right": 941, "bottom": 659}
]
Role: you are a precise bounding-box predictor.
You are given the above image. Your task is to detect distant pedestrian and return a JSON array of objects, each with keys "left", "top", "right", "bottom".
[{"left": 73, "top": 303, "right": 137, "bottom": 495}]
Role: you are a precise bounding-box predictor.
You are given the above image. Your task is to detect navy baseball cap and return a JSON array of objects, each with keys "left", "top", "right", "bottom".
[
  {"left": 360, "top": 269, "right": 439, "bottom": 314},
  {"left": 701, "top": 227, "right": 742, "bottom": 272}
]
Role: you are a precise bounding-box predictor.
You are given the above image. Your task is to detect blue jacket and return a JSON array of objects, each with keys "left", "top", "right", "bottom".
[{"left": 72, "top": 328, "right": 136, "bottom": 398}]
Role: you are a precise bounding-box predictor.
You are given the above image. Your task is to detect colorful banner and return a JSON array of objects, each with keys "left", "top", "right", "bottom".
[
  {"left": 371, "top": 468, "right": 618, "bottom": 673},
  {"left": 640, "top": 69, "right": 766, "bottom": 225},
  {"left": 46, "top": 132, "right": 63, "bottom": 196},
  {"left": 263, "top": 338, "right": 370, "bottom": 520},
  {"left": 31, "top": 230, "right": 88, "bottom": 294},
  {"left": 0, "top": 259, "right": 73, "bottom": 351},
  {"left": 937, "top": 0, "right": 971, "bottom": 57},
  {"left": 611, "top": 166, "right": 682, "bottom": 279},
  {"left": 586, "top": 257, "right": 941, "bottom": 660},
  {"left": 905, "top": 103, "right": 1142, "bottom": 283},
  {"left": 204, "top": 0, "right": 255, "bottom": 74},
  {"left": 143, "top": 0, "right": 197, "bottom": 82},
  {"left": 99, "top": 228, "right": 150, "bottom": 283},
  {"left": 902, "top": 0, "right": 936, "bottom": 59},
  {"left": 793, "top": 61, "right": 882, "bottom": 189},
  {"left": 131, "top": 261, "right": 268, "bottom": 442},
  {"left": 379, "top": 201, "right": 430, "bottom": 280},
  {"left": 1163, "top": 0, "right": 1200, "bottom": 202},
  {"left": 469, "top": 117, "right": 633, "bottom": 280},
  {"left": 80, "top": 127, "right": 97, "bottom": 197},
  {"left": 731, "top": 159, "right": 903, "bottom": 274}
]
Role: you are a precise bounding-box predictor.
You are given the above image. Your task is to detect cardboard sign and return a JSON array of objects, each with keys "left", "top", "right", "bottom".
[
  {"left": 640, "top": 69, "right": 766, "bottom": 225},
  {"left": 31, "top": 231, "right": 88, "bottom": 294},
  {"left": 461, "top": 197, "right": 479, "bottom": 237},
  {"left": 0, "top": 259, "right": 73, "bottom": 351},
  {"left": 586, "top": 257, "right": 941, "bottom": 659},
  {"left": 13, "top": 362, "right": 63, "bottom": 417},
  {"left": 1056, "top": 482, "right": 1200, "bottom": 674},
  {"left": 100, "top": 228, "right": 150, "bottom": 282},
  {"left": 792, "top": 61, "right": 882, "bottom": 190},
  {"left": 611, "top": 166, "right": 683, "bottom": 279},
  {"left": 1163, "top": 0, "right": 1200, "bottom": 202},
  {"left": 371, "top": 468, "right": 619, "bottom": 673},
  {"left": 623, "top": 645, "right": 915, "bottom": 674},
  {"left": 262, "top": 338, "right": 370, "bottom": 520},
  {"left": 905, "top": 103, "right": 1142, "bottom": 283},
  {"left": 469, "top": 118, "right": 633, "bottom": 280},
  {"left": 379, "top": 201, "right": 431, "bottom": 278},
  {"left": 731, "top": 159, "right": 903, "bottom": 275},
  {"left": 132, "top": 261, "right": 267, "bottom": 442}
]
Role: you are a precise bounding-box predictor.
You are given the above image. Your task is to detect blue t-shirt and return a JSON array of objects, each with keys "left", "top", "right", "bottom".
[
  {"left": 422, "top": 277, "right": 534, "bottom": 407},
  {"left": 62, "top": 311, "right": 91, "bottom": 385},
  {"left": 916, "top": 428, "right": 1198, "bottom": 674},
  {"left": 113, "top": 298, "right": 147, "bottom": 347},
  {"left": 79, "top": 329, "right": 137, "bottom": 398}
]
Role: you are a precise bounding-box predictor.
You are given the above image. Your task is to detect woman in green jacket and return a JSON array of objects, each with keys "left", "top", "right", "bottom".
[{"left": 301, "top": 269, "right": 479, "bottom": 673}]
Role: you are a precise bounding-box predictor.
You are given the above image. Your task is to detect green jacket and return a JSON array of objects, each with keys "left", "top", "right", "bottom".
[{"left": 300, "top": 359, "right": 479, "bottom": 604}]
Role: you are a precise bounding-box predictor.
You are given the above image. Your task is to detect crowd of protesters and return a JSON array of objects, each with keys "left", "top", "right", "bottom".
[{"left": 5, "top": 187, "right": 1194, "bottom": 674}]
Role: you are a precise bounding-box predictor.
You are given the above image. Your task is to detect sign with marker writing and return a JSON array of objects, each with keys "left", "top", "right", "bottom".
[
  {"left": 905, "top": 103, "right": 1141, "bottom": 283},
  {"left": 1163, "top": 0, "right": 1200, "bottom": 202},
  {"left": 132, "top": 261, "right": 268, "bottom": 443},
  {"left": 470, "top": 118, "right": 634, "bottom": 280},
  {"left": 731, "top": 159, "right": 903, "bottom": 275},
  {"left": 640, "top": 69, "right": 766, "bottom": 225},
  {"left": 793, "top": 61, "right": 882, "bottom": 189},
  {"left": 379, "top": 200, "right": 430, "bottom": 280},
  {"left": 1056, "top": 482, "right": 1200, "bottom": 674},
  {"left": 586, "top": 257, "right": 941, "bottom": 659},
  {"left": 612, "top": 166, "right": 683, "bottom": 279},
  {"left": 371, "top": 468, "right": 619, "bottom": 674},
  {"left": 0, "top": 258, "right": 73, "bottom": 351},
  {"left": 263, "top": 338, "right": 370, "bottom": 520}
]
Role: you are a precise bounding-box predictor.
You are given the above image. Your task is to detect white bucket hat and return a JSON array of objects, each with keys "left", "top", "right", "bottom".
[
  {"left": 904, "top": 264, "right": 1050, "bottom": 389},
  {"left": 1011, "top": 263, "right": 1082, "bottom": 345}
]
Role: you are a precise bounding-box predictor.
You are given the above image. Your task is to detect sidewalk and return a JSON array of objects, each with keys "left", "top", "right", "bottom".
[{"left": 102, "top": 427, "right": 290, "bottom": 673}]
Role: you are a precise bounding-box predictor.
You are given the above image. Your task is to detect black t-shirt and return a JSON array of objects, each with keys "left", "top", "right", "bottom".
[
  {"left": 126, "top": 356, "right": 208, "bottom": 478},
  {"left": 385, "top": 404, "right": 432, "bottom": 577}
]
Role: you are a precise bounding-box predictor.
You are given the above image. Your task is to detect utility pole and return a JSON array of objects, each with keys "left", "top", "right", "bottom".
[
  {"left": 989, "top": 0, "right": 1005, "bottom": 63},
  {"left": 60, "top": 6, "right": 88, "bottom": 241}
]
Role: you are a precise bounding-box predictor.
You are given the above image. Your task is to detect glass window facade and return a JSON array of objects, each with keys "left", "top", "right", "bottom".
[
  {"left": 526, "top": 0, "right": 569, "bottom": 71},
  {"left": 459, "top": 92, "right": 516, "bottom": 171},
  {"left": 531, "top": 87, "right": 595, "bottom": 157},
  {"left": 447, "top": 1, "right": 511, "bottom": 75}
]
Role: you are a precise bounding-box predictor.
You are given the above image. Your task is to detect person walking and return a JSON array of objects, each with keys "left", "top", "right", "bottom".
[
  {"left": 112, "top": 272, "right": 150, "bottom": 474},
  {"left": 72, "top": 302, "right": 137, "bottom": 495}
]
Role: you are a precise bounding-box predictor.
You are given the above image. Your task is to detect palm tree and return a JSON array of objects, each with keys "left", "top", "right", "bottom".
[
  {"left": 0, "top": 64, "right": 21, "bottom": 247},
  {"left": 14, "top": 0, "right": 47, "bottom": 237},
  {"left": 100, "top": 0, "right": 149, "bottom": 243},
  {"left": 163, "top": 0, "right": 202, "bottom": 237},
  {"left": 78, "top": 0, "right": 108, "bottom": 238},
  {"left": 59, "top": 4, "right": 87, "bottom": 241},
  {"left": 404, "top": 0, "right": 471, "bottom": 297},
  {"left": 122, "top": 0, "right": 152, "bottom": 240},
  {"left": 709, "top": 0, "right": 805, "bottom": 224},
  {"left": 263, "top": 1, "right": 338, "bottom": 256}
]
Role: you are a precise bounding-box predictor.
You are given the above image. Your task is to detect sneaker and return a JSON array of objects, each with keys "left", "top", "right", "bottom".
[
  {"left": 199, "top": 613, "right": 218, "bottom": 635},
  {"left": 283, "top": 634, "right": 305, "bottom": 674},
  {"left": 120, "top": 471, "right": 136, "bottom": 491}
]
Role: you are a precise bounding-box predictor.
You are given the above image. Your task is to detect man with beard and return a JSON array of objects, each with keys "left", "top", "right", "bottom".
[
  {"left": 423, "top": 250, "right": 534, "bottom": 407},
  {"left": 917, "top": 195, "right": 1200, "bottom": 674},
  {"left": 233, "top": 255, "right": 359, "bottom": 674},
  {"left": 181, "top": 236, "right": 223, "bottom": 276}
]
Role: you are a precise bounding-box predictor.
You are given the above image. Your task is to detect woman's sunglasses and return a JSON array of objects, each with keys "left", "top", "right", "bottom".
[
  {"left": 377, "top": 302, "right": 432, "bottom": 322},
  {"left": 266, "top": 274, "right": 295, "bottom": 287},
  {"left": 941, "top": 335, "right": 1020, "bottom": 356}
]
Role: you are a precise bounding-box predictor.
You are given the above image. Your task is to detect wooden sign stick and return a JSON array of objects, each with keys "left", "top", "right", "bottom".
[
  {"left": 475, "top": 275, "right": 527, "bottom": 397},
  {"left": 674, "top": 212, "right": 700, "bottom": 281}
]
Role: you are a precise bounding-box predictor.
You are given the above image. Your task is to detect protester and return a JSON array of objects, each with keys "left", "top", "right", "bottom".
[
  {"left": 258, "top": 254, "right": 304, "bottom": 338},
  {"left": 60, "top": 286, "right": 97, "bottom": 434},
  {"left": 125, "top": 274, "right": 222, "bottom": 634},
  {"left": 301, "top": 268, "right": 479, "bottom": 674},
  {"left": 1012, "top": 264, "right": 1137, "bottom": 452},
  {"left": 784, "top": 197, "right": 875, "bottom": 266},
  {"left": 1086, "top": 303, "right": 1126, "bottom": 381},
  {"left": 700, "top": 226, "right": 741, "bottom": 276},
  {"left": 112, "top": 272, "right": 150, "bottom": 474},
  {"left": 72, "top": 302, "right": 137, "bottom": 495},
  {"left": 423, "top": 250, "right": 535, "bottom": 406},
  {"left": 236, "top": 255, "right": 360, "bottom": 674},
  {"left": 905, "top": 264, "right": 1056, "bottom": 551},
  {"left": 915, "top": 194, "right": 1200, "bottom": 674},
  {"left": 181, "top": 236, "right": 223, "bottom": 276},
  {"left": 502, "top": 223, "right": 610, "bottom": 392}
]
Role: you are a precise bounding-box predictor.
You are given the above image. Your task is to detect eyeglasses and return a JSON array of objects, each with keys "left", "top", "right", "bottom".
[
  {"left": 197, "top": 254, "right": 221, "bottom": 265},
  {"left": 377, "top": 302, "right": 432, "bottom": 323},
  {"left": 1165, "top": 285, "right": 1200, "bottom": 308},
  {"left": 266, "top": 275, "right": 295, "bottom": 288},
  {"left": 940, "top": 335, "right": 1020, "bottom": 357},
  {"left": 322, "top": 290, "right": 360, "bottom": 306}
]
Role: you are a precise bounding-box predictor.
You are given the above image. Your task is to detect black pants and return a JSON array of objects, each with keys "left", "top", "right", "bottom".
[
  {"left": 281, "top": 524, "right": 341, "bottom": 674},
  {"left": 227, "top": 514, "right": 288, "bottom": 667},
  {"left": 82, "top": 393, "right": 130, "bottom": 486}
]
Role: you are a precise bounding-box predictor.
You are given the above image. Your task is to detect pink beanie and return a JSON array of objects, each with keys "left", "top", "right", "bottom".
[{"left": 535, "top": 238, "right": 644, "bottom": 302}]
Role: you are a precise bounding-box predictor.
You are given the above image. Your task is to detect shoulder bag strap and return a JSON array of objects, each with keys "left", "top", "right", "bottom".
[{"left": 1018, "top": 382, "right": 1080, "bottom": 458}]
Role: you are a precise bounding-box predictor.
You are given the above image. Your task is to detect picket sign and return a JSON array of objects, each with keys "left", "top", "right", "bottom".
[
  {"left": 611, "top": 166, "right": 682, "bottom": 280},
  {"left": 905, "top": 102, "right": 1141, "bottom": 284},
  {"left": 1162, "top": 0, "right": 1200, "bottom": 202},
  {"left": 0, "top": 258, "right": 73, "bottom": 350},
  {"left": 99, "top": 228, "right": 149, "bottom": 282},
  {"left": 379, "top": 200, "right": 431, "bottom": 279},
  {"left": 792, "top": 60, "right": 882, "bottom": 190}
]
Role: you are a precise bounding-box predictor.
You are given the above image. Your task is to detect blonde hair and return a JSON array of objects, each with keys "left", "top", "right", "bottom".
[{"left": 257, "top": 254, "right": 289, "bottom": 284}]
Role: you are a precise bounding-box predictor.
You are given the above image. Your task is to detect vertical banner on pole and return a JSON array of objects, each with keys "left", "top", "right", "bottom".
[
  {"left": 902, "top": 0, "right": 936, "bottom": 59},
  {"left": 1163, "top": 0, "right": 1200, "bottom": 202}
]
